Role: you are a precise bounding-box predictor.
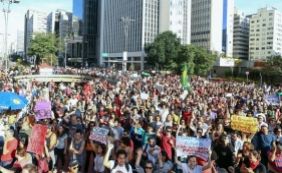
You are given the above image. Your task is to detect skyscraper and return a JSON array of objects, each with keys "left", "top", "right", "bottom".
[
  {"left": 98, "top": 0, "right": 159, "bottom": 69},
  {"left": 191, "top": 0, "right": 234, "bottom": 56},
  {"left": 233, "top": 10, "right": 250, "bottom": 60},
  {"left": 159, "top": 0, "right": 191, "bottom": 44},
  {"left": 222, "top": 0, "right": 234, "bottom": 57},
  {"left": 191, "top": 0, "right": 223, "bottom": 53},
  {"left": 24, "top": 9, "right": 48, "bottom": 57},
  {"left": 83, "top": 0, "right": 99, "bottom": 65},
  {"left": 249, "top": 7, "right": 282, "bottom": 60}
]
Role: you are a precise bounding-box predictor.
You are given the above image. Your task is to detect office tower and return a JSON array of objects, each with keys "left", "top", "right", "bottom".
[
  {"left": 47, "top": 10, "right": 72, "bottom": 39},
  {"left": 233, "top": 10, "right": 250, "bottom": 60},
  {"left": 98, "top": 0, "right": 159, "bottom": 70},
  {"left": 83, "top": 0, "right": 99, "bottom": 65},
  {"left": 159, "top": 0, "right": 191, "bottom": 44},
  {"left": 249, "top": 7, "right": 282, "bottom": 60},
  {"left": 191, "top": 0, "right": 234, "bottom": 56},
  {"left": 191, "top": 0, "right": 223, "bottom": 53},
  {"left": 16, "top": 30, "right": 24, "bottom": 52},
  {"left": 222, "top": 0, "right": 234, "bottom": 57},
  {"left": 24, "top": 9, "right": 48, "bottom": 56}
]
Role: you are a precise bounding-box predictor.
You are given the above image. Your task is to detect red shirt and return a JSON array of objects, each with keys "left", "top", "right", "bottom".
[
  {"left": 161, "top": 134, "right": 175, "bottom": 160},
  {"left": 1, "top": 138, "right": 18, "bottom": 161}
]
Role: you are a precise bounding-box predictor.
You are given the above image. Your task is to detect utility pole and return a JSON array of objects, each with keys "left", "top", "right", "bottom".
[
  {"left": 64, "top": 38, "right": 67, "bottom": 68},
  {"left": 120, "top": 16, "right": 134, "bottom": 72},
  {"left": 1, "top": 0, "right": 20, "bottom": 73}
]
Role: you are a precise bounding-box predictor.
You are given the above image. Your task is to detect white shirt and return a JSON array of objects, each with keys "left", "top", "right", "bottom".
[
  {"left": 181, "top": 164, "right": 203, "bottom": 173},
  {"left": 109, "top": 160, "right": 133, "bottom": 173}
]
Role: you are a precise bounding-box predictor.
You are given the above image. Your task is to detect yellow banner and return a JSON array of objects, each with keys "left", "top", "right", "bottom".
[{"left": 231, "top": 115, "right": 258, "bottom": 133}]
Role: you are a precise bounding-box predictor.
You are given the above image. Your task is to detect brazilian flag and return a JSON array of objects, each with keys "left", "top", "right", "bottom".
[{"left": 181, "top": 63, "right": 190, "bottom": 90}]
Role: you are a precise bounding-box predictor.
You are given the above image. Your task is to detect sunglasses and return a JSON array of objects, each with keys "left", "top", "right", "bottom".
[{"left": 145, "top": 167, "right": 153, "bottom": 169}]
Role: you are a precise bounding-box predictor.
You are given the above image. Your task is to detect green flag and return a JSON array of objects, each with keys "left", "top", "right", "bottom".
[{"left": 181, "top": 63, "right": 190, "bottom": 90}]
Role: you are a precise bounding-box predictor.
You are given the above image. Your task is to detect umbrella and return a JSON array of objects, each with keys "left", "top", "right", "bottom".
[{"left": 0, "top": 92, "right": 28, "bottom": 111}]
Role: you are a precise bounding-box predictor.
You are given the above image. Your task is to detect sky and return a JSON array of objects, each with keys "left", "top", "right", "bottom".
[
  {"left": 0, "top": 0, "right": 282, "bottom": 53},
  {"left": 236, "top": 0, "right": 282, "bottom": 14}
]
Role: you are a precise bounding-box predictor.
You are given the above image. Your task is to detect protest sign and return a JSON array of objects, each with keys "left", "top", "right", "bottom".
[
  {"left": 231, "top": 115, "right": 258, "bottom": 133},
  {"left": 27, "top": 124, "right": 48, "bottom": 155},
  {"left": 89, "top": 127, "right": 109, "bottom": 144},
  {"left": 34, "top": 101, "right": 52, "bottom": 120},
  {"left": 265, "top": 94, "right": 280, "bottom": 105},
  {"left": 140, "top": 92, "right": 149, "bottom": 100},
  {"left": 176, "top": 136, "right": 211, "bottom": 161}
]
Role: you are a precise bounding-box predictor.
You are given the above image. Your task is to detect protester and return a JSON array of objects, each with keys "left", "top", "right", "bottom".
[{"left": 0, "top": 67, "right": 281, "bottom": 173}]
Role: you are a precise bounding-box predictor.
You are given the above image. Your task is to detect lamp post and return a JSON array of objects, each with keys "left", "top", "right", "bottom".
[
  {"left": 1, "top": 0, "right": 20, "bottom": 73},
  {"left": 64, "top": 38, "right": 68, "bottom": 68},
  {"left": 120, "top": 16, "right": 134, "bottom": 72}
]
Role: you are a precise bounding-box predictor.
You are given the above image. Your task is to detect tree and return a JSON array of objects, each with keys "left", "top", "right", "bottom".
[
  {"left": 145, "top": 31, "right": 181, "bottom": 70},
  {"left": 28, "top": 33, "right": 58, "bottom": 65},
  {"left": 266, "top": 55, "right": 282, "bottom": 74},
  {"left": 176, "top": 45, "right": 216, "bottom": 76},
  {"left": 177, "top": 45, "right": 195, "bottom": 75},
  {"left": 192, "top": 46, "right": 217, "bottom": 76}
]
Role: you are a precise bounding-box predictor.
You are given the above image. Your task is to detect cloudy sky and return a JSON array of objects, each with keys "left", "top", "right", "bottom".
[{"left": 0, "top": 0, "right": 282, "bottom": 51}]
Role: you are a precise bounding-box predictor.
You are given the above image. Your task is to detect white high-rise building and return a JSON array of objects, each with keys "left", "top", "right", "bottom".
[
  {"left": 222, "top": 0, "right": 234, "bottom": 57},
  {"left": 249, "top": 7, "right": 282, "bottom": 60},
  {"left": 233, "top": 10, "right": 250, "bottom": 60},
  {"left": 159, "top": 0, "right": 191, "bottom": 44},
  {"left": 24, "top": 9, "right": 48, "bottom": 56},
  {"left": 191, "top": 0, "right": 234, "bottom": 56}
]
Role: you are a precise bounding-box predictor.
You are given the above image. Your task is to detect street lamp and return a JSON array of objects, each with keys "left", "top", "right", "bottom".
[
  {"left": 1, "top": 0, "right": 20, "bottom": 72},
  {"left": 120, "top": 16, "right": 134, "bottom": 72}
]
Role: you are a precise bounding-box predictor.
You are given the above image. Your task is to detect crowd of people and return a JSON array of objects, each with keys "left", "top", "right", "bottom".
[{"left": 0, "top": 68, "right": 281, "bottom": 173}]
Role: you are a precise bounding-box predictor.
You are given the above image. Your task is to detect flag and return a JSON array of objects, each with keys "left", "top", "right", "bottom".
[{"left": 181, "top": 63, "right": 190, "bottom": 90}]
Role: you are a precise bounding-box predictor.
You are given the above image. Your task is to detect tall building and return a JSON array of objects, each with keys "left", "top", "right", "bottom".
[
  {"left": 24, "top": 9, "right": 48, "bottom": 56},
  {"left": 249, "top": 7, "right": 282, "bottom": 60},
  {"left": 191, "top": 0, "right": 234, "bottom": 56},
  {"left": 83, "top": 0, "right": 99, "bottom": 65},
  {"left": 98, "top": 0, "right": 159, "bottom": 69},
  {"left": 222, "top": 0, "right": 234, "bottom": 57},
  {"left": 233, "top": 10, "right": 250, "bottom": 60},
  {"left": 191, "top": 0, "right": 223, "bottom": 53},
  {"left": 16, "top": 30, "right": 24, "bottom": 52},
  {"left": 47, "top": 10, "right": 72, "bottom": 39},
  {"left": 159, "top": 0, "right": 191, "bottom": 44}
]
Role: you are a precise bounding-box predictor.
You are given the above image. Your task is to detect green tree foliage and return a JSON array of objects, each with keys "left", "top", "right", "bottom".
[
  {"left": 266, "top": 55, "right": 282, "bottom": 74},
  {"left": 145, "top": 31, "right": 181, "bottom": 70},
  {"left": 192, "top": 46, "right": 217, "bottom": 76},
  {"left": 145, "top": 31, "right": 217, "bottom": 76},
  {"left": 28, "top": 33, "right": 58, "bottom": 65},
  {"left": 177, "top": 45, "right": 195, "bottom": 75}
]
